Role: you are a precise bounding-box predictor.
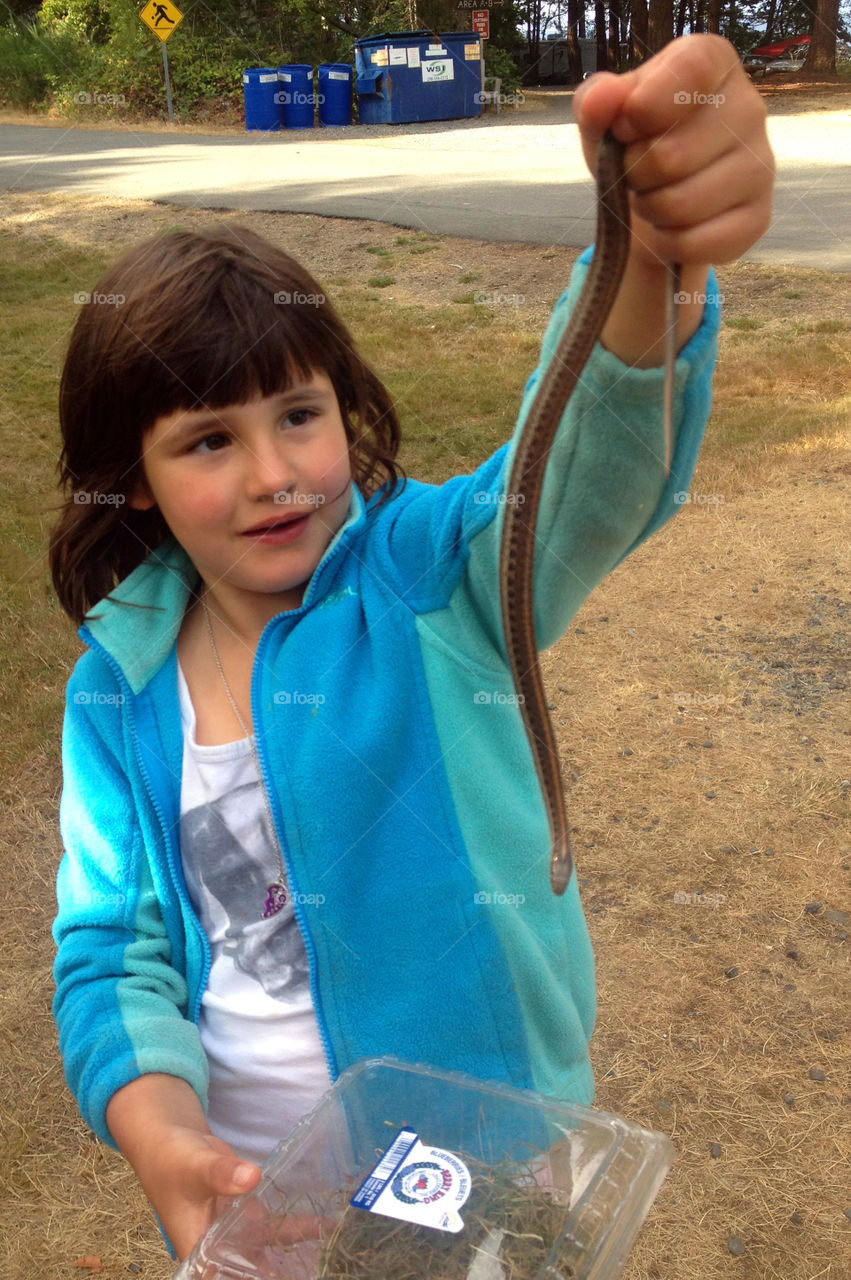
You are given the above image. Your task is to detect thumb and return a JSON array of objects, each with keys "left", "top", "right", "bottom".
[{"left": 203, "top": 1150, "right": 262, "bottom": 1199}]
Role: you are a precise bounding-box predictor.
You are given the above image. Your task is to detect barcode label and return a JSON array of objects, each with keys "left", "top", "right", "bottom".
[{"left": 373, "top": 1128, "right": 417, "bottom": 1178}]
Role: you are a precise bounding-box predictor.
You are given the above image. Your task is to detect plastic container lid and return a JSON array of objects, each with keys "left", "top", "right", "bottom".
[{"left": 173, "top": 1056, "right": 673, "bottom": 1280}]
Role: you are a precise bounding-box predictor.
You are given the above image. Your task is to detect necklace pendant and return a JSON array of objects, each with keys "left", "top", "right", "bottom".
[{"left": 263, "top": 881, "right": 288, "bottom": 919}]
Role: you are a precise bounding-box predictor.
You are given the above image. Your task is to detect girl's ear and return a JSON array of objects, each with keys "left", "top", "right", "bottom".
[{"left": 127, "top": 477, "right": 156, "bottom": 511}]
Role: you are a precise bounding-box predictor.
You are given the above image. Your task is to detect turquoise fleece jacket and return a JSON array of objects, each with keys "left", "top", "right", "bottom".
[{"left": 53, "top": 252, "right": 720, "bottom": 1148}]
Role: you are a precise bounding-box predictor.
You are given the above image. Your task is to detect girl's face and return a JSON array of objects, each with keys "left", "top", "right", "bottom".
[{"left": 131, "top": 371, "right": 353, "bottom": 613}]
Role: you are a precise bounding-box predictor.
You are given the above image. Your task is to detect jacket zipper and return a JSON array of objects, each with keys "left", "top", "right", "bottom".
[
  {"left": 252, "top": 619, "right": 339, "bottom": 1084},
  {"left": 79, "top": 629, "right": 212, "bottom": 1023}
]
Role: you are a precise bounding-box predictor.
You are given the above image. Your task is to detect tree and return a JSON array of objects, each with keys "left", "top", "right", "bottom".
[
  {"left": 647, "top": 0, "right": 675, "bottom": 50},
  {"left": 803, "top": 0, "right": 840, "bottom": 72}
]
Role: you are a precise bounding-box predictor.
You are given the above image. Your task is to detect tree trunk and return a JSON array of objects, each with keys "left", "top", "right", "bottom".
[
  {"left": 567, "top": 0, "right": 585, "bottom": 82},
  {"left": 675, "top": 0, "right": 688, "bottom": 38},
  {"left": 706, "top": 0, "right": 722, "bottom": 34},
  {"left": 802, "top": 0, "right": 838, "bottom": 76},
  {"left": 595, "top": 0, "right": 608, "bottom": 69},
  {"left": 647, "top": 0, "right": 674, "bottom": 52},
  {"left": 630, "top": 0, "right": 649, "bottom": 64},
  {"left": 609, "top": 0, "right": 622, "bottom": 69}
]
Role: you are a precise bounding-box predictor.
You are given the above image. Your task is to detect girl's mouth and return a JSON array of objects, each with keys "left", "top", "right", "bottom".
[{"left": 241, "top": 514, "right": 311, "bottom": 544}]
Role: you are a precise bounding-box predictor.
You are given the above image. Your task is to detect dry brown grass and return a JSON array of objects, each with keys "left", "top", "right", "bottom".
[{"left": 0, "top": 191, "right": 848, "bottom": 1280}]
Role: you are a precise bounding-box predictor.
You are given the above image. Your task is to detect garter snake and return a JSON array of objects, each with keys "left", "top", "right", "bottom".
[{"left": 499, "top": 129, "right": 680, "bottom": 896}]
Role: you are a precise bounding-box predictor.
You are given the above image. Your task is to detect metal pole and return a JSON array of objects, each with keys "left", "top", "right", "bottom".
[{"left": 162, "top": 41, "right": 174, "bottom": 124}]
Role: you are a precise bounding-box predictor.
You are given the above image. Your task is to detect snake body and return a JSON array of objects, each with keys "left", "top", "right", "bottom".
[{"left": 499, "top": 129, "right": 678, "bottom": 895}]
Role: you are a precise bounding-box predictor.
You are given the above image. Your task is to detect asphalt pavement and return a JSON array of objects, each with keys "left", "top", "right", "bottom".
[{"left": 1, "top": 98, "right": 849, "bottom": 268}]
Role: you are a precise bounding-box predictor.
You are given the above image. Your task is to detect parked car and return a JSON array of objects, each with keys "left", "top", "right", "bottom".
[{"left": 743, "top": 34, "right": 810, "bottom": 76}]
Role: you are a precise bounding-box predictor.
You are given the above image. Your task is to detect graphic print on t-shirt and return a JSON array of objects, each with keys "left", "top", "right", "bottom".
[{"left": 180, "top": 781, "right": 310, "bottom": 1003}]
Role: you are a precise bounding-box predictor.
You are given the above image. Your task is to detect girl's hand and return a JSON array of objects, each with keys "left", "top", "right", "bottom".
[
  {"left": 570, "top": 34, "right": 778, "bottom": 270},
  {"left": 570, "top": 34, "right": 774, "bottom": 365},
  {"left": 573, "top": 34, "right": 775, "bottom": 271},
  {"left": 106, "top": 1074, "right": 262, "bottom": 1259},
  {"left": 136, "top": 1123, "right": 262, "bottom": 1260}
]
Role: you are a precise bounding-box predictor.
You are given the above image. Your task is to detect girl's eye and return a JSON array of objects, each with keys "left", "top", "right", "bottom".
[
  {"left": 284, "top": 408, "right": 316, "bottom": 428},
  {"left": 191, "top": 432, "right": 229, "bottom": 454}
]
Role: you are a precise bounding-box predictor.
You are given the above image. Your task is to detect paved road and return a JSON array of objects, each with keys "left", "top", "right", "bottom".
[{"left": 1, "top": 102, "right": 849, "bottom": 268}]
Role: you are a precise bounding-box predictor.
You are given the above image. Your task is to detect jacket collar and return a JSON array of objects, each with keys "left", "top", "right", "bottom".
[{"left": 81, "top": 486, "right": 368, "bottom": 694}]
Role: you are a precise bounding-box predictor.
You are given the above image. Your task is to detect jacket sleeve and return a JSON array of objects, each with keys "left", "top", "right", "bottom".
[
  {"left": 368, "top": 248, "right": 720, "bottom": 663},
  {"left": 53, "top": 655, "right": 209, "bottom": 1146}
]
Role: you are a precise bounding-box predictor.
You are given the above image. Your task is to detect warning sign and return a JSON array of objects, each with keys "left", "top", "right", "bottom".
[
  {"left": 472, "top": 10, "right": 490, "bottom": 38},
  {"left": 139, "top": 0, "right": 183, "bottom": 41}
]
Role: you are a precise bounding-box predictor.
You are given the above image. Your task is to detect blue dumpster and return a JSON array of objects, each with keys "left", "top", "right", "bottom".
[
  {"left": 242, "top": 67, "right": 281, "bottom": 132},
  {"left": 318, "top": 62, "right": 353, "bottom": 126},
  {"left": 277, "top": 63, "right": 315, "bottom": 129},
  {"left": 355, "top": 31, "right": 482, "bottom": 124}
]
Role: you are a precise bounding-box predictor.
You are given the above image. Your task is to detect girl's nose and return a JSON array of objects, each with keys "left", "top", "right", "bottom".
[{"left": 243, "top": 438, "right": 295, "bottom": 500}]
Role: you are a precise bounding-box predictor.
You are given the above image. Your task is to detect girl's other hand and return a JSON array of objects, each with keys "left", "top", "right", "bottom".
[
  {"left": 573, "top": 34, "right": 775, "bottom": 270},
  {"left": 106, "top": 1073, "right": 262, "bottom": 1259}
]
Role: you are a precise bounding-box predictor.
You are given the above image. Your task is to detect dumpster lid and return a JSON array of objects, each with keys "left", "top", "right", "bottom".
[{"left": 356, "top": 29, "right": 478, "bottom": 44}]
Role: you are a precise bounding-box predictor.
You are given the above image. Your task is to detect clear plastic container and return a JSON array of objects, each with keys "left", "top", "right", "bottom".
[{"left": 174, "top": 1057, "right": 673, "bottom": 1280}]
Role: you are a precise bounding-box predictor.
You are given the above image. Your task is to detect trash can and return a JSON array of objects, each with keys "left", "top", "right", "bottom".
[
  {"left": 318, "top": 62, "right": 353, "bottom": 126},
  {"left": 277, "top": 63, "right": 315, "bottom": 129},
  {"left": 242, "top": 67, "right": 281, "bottom": 132},
  {"left": 355, "top": 30, "right": 483, "bottom": 124}
]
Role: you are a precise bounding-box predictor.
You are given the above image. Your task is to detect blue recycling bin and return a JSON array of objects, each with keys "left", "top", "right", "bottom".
[
  {"left": 355, "top": 30, "right": 483, "bottom": 125},
  {"left": 277, "top": 63, "right": 315, "bottom": 129},
  {"left": 242, "top": 67, "right": 281, "bottom": 132},
  {"left": 318, "top": 62, "right": 353, "bottom": 126}
]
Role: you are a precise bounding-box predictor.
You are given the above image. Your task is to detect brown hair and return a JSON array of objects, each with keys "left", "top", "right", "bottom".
[{"left": 49, "top": 224, "right": 404, "bottom": 624}]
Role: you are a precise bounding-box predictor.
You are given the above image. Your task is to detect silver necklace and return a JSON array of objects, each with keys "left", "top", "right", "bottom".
[{"left": 201, "top": 596, "right": 288, "bottom": 920}]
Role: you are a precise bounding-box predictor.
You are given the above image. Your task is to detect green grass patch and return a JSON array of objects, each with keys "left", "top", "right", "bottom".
[{"left": 367, "top": 275, "right": 396, "bottom": 288}]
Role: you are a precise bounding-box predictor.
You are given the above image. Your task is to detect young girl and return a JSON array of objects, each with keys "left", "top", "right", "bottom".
[{"left": 51, "top": 36, "right": 773, "bottom": 1261}]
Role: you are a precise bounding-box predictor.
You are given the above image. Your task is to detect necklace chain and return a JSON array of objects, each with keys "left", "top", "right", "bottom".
[{"left": 201, "top": 596, "right": 289, "bottom": 919}]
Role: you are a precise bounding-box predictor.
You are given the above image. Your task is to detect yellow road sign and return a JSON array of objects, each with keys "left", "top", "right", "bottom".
[{"left": 140, "top": 0, "right": 183, "bottom": 41}]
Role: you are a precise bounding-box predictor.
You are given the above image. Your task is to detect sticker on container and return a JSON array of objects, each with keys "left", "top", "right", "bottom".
[
  {"left": 425, "top": 44, "right": 446, "bottom": 56},
  {"left": 389, "top": 47, "right": 407, "bottom": 65},
  {"left": 279, "top": 72, "right": 292, "bottom": 81},
  {"left": 327, "top": 70, "right": 350, "bottom": 80},
  {"left": 422, "top": 58, "right": 454, "bottom": 83},
  {"left": 258, "top": 73, "right": 277, "bottom": 82},
  {"left": 464, "top": 43, "right": 481, "bottom": 59},
  {"left": 350, "top": 1127, "right": 471, "bottom": 1234},
  {"left": 407, "top": 47, "right": 421, "bottom": 67},
  {"left": 371, "top": 47, "right": 389, "bottom": 65}
]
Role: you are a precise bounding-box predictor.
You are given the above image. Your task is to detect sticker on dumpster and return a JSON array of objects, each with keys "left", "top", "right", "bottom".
[
  {"left": 389, "top": 47, "right": 407, "bottom": 65},
  {"left": 371, "top": 48, "right": 388, "bottom": 65},
  {"left": 425, "top": 44, "right": 446, "bottom": 56},
  {"left": 407, "top": 48, "right": 421, "bottom": 67},
  {"left": 422, "top": 59, "right": 454, "bottom": 82},
  {"left": 464, "top": 43, "right": 481, "bottom": 59}
]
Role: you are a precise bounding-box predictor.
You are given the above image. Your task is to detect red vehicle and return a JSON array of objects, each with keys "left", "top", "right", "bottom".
[{"left": 743, "top": 34, "right": 810, "bottom": 75}]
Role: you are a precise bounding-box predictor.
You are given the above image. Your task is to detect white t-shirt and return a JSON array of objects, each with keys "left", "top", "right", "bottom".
[{"left": 176, "top": 662, "right": 332, "bottom": 1165}]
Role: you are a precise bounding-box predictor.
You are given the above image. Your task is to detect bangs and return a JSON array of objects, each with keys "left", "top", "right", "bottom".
[{"left": 111, "top": 246, "right": 338, "bottom": 427}]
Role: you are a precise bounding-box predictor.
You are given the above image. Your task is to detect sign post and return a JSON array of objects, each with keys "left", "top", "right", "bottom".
[{"left": 139, "top": 0, "right": 184, "bottom": 124}]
